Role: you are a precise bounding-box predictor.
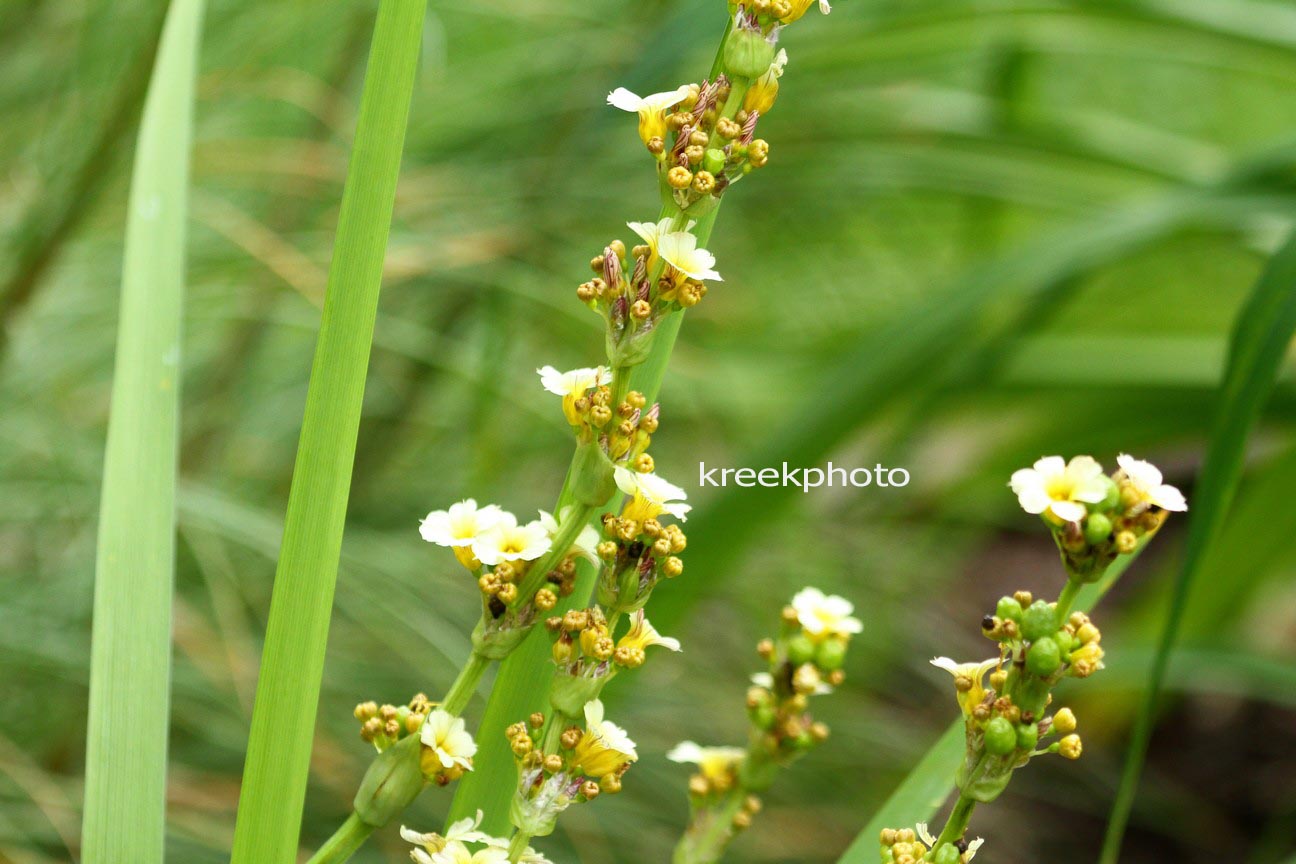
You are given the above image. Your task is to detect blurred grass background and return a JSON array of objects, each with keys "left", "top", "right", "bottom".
[{"left": 3, "top": 0, "right": 1296, "bottom": 862}]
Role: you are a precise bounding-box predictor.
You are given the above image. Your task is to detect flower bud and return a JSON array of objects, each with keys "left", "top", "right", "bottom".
[
  {"left": 723, "top": 27, "right": 776, "bottom": 79},
  {"left": 787, "top": 633, "right": 816, "bottom": 665},
  {"left": 815, "top": 637, "right": 847, "bottom": 671},
  {"left": 983, "top": 716, "right": 1016, "bottom": 756},
  {"left": 1059, "top": 733, "right": 1083, "bottom": 760},
  {"left": 995, "top": 596, "right": 1022, "bottom": 622},
  {"left": 1026, "top": 637, "right": 1061, "bottom": 677},
  {"left": 1021, "top": 600, "right": 1057, "bottom": 642},
  {"left": 1052, "top": 707, "right": 1077, "bottom": 735},
  {"left": 1084, "top": 512, "right": 1113, "bottom": 545}
]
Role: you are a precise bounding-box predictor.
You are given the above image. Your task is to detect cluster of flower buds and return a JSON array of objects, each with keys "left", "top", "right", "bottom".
[
  {"left": 544, "top": 606, "right": 682, "bottom": 713},
  {"left": 576, "top": 222, "right": 722, "bottom": 366},
  {"left": 608, "top": 76, "right": 770, "bottom": 215},
  {"left": 745, "top": 587, "right": 856, "bottom": 764},
  {"left": 595, "top": 499, "right": 687, "bottom": 609},
  {"left": 878, "top": 827, "right": 984, "bottom": 864},
  {"left": 896, "top": 455, "right": 1187, "bottom": 862},
  {"left": 354, "top": 692, "right": 431, "bottom": 752},
  {"left": 541, "top": 365, "right": 660, "bottom": 459},
  {"left": 506, "top": 700, "right": 636, "bottom": 838},
  {"left": 670, "top": 587, "right": 856, "bottom": 864},
  {"left": 930, "top": 594, "right": 1098, "bottom": 805},
  {"left": 1010, "top": 453, "right": 1187, "bottom": 581}
]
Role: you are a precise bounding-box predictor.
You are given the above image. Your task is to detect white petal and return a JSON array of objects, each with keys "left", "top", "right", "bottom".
[
  {"left": 667, "top": 741, "right": 704, "bottom": 763},
  {"left": 1152, "top": 484, "right": 1188, "bottom": 512},
  {"left": 606, "top": 87, "right": 643, "bottom": 112},
  {"left": 1049, "top": 499, "right": 1086, "bottom": 523}
]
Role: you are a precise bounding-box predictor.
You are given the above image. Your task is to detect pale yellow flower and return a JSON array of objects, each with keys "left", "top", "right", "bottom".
[
  {"left": 471, "top": 512, "right": 551, "bottom": 566},
  {"left": 1116, "top": 453, "right": 1187, "bottom": 512},
  {"left": 537, "top": 365, "right": 611, "bottom": 426},
  {"left": 616, "top": 609, "right": 682, "bottom": 654},
  {"left": 745, "top": 49, "right": 788, "bottom": 114},
  {"left": 607, "top": 84, "right": 693, "bottom": 144},
  {"left": 420, "top": 709, "right": 477, "bottom": 771},
  {"left": 930, "top": 656, "right": 999, "bottom": 716},
  {"left": 780, "top": 0, "right": 831, "bottom": 24},
  {"left": 1010, "top": 455, "right": 1109, "bottom": 523},
  {"left": 791, "top": 587, "right": 862, "bottom": 640},
  {"left": 570, "top": 699, "right": 636, "bottom": 778},
  {"left": 400, "top": 811, "right": 491, "bottom": 856},
  {"left": 614, "top": 466, "right": 690, "bottom": 523},
  {"left": 420, "top": 500, "right": 508, "bottom": 569},
  {"left": 667, "top": 740, "right": 746, "bottom": 785},
  {"left": 628, "top": 217, "right": 696, "bottom": 266},
  {"left": 657, "top": 230, "right": 722, "bottom": 282}
]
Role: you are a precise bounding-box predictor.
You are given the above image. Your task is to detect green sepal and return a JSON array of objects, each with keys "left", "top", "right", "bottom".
[
  {"left": 352, "top": 734, "right": 426, "bottom": 827},
  {"left": 472, "top": 615, "right": 534, "bottom": 661},
  {"left": 549, "top": 672, "right": 610, "bottom": 716},
  {"left": 571, "top": 439, "right": 616, "bottom": 507}
]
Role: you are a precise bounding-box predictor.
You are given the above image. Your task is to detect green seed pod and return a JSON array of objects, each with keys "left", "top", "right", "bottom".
[
  {"left": 704, "top": 148, "right": 726, "bottom": 174},
  {"left": 1084, "top": 512, "right": 1113, "bottom": 545},
  {"left": 815, "top": 638, "right": 847, "bottom": 671},
  {"left": 1021, "top": 600, "right": 1057, "bottom": 642},
  {"left": 1026, "top": 636, "right": 1061, "bottom": 677},
  {"left": 984, "top": 715, "right": 1016, "bottom": 755},
  {"left": 1053, "top": 628, "right": 1074, "bottom": 655},
  {"left": 995, "top": 596, "right": 1023, "bottom": 622},
  {"left": 1016, "top": 722, "right": 1039, "bottom": 751},
  {"left": 934, "top": 844, "right": 961, "bottom": 864},
  {"left": 723, "top": 28, "right": 776, "bottom": 79},
  {"left": 787, "top": 634, "right": 816, "bottom": 666},
  {"left": 752, "top": 705, "right": 776, "bottom": 729}
]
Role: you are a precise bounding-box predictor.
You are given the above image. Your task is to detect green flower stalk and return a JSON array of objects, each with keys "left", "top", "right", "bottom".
[
  {"left": 307, "top": 1, "right": 835, "bottom": 859},
  {"left": 672, "top": 588, "right": 860, "bottom": 864},
  {"left": 878, "top": 453, "right": 1188, "bottom": 864}
]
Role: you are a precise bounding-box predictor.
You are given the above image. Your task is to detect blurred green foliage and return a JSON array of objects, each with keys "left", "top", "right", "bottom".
[{"left": 2, "top": 0, "right": 1295, "bottom": 862}]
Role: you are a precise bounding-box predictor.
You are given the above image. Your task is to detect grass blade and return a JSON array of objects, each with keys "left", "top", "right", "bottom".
[
  {"left": 1098, "top": 232, "right": 1296, "bottom": 863},
  {"left": 836, "top": 549, "right": 1142, "bottom": 863},
  {"left": 227, "top": 3, "right": 426, "bottom": 861},
  {"left": 79, "top": 1, "right": 204, "bottom": 861}
]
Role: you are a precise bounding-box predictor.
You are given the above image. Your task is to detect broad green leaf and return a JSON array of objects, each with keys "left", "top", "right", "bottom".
[
  {"left": 1099, "top": 232, "right": 1296, "bottom": 863},
  {"left": 80, "top": 1, "right": 204, "bottom": 862},
  {"left": 228, "top": 3, "right": 426, "bottom": 861}
]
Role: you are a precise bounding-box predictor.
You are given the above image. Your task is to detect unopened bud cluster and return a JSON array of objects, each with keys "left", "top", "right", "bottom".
[
  {"left": 671, "top": 587, "right": 858, "bottom": 864},
  {"left": 506, "top": 700, "right": 636, "bottom": 838},
  {"left": 354, "top": 693, "right": 431, "bottom": 752},
  {"left": 595, "top": 510, "right": 686, "bottom": 611},
  {"left": 746, "top": 589, "right": 855, "bottom": 763},
  {"left": 578, "top": 223, "right": 720, "bottom": 367},
  {"left": 900, "top": 454, "right": 1187, "bottom": 862},
  {"left": 879, "top": 828, "right": 983, "bottom": 864}
]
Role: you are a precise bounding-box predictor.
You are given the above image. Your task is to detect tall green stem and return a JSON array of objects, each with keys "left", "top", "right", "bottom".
[
  {"left": 443, "top": 650, "right": 492, "bottom": 716},
  {"left": 305, "top": 813, "right": 374, "bottom": 864},
  {"left": 934, "top": 795, "right": 977, "bottom": 850},
  {"left": 1055, "top": 578, "right": 1082, "bottom": 621}
]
